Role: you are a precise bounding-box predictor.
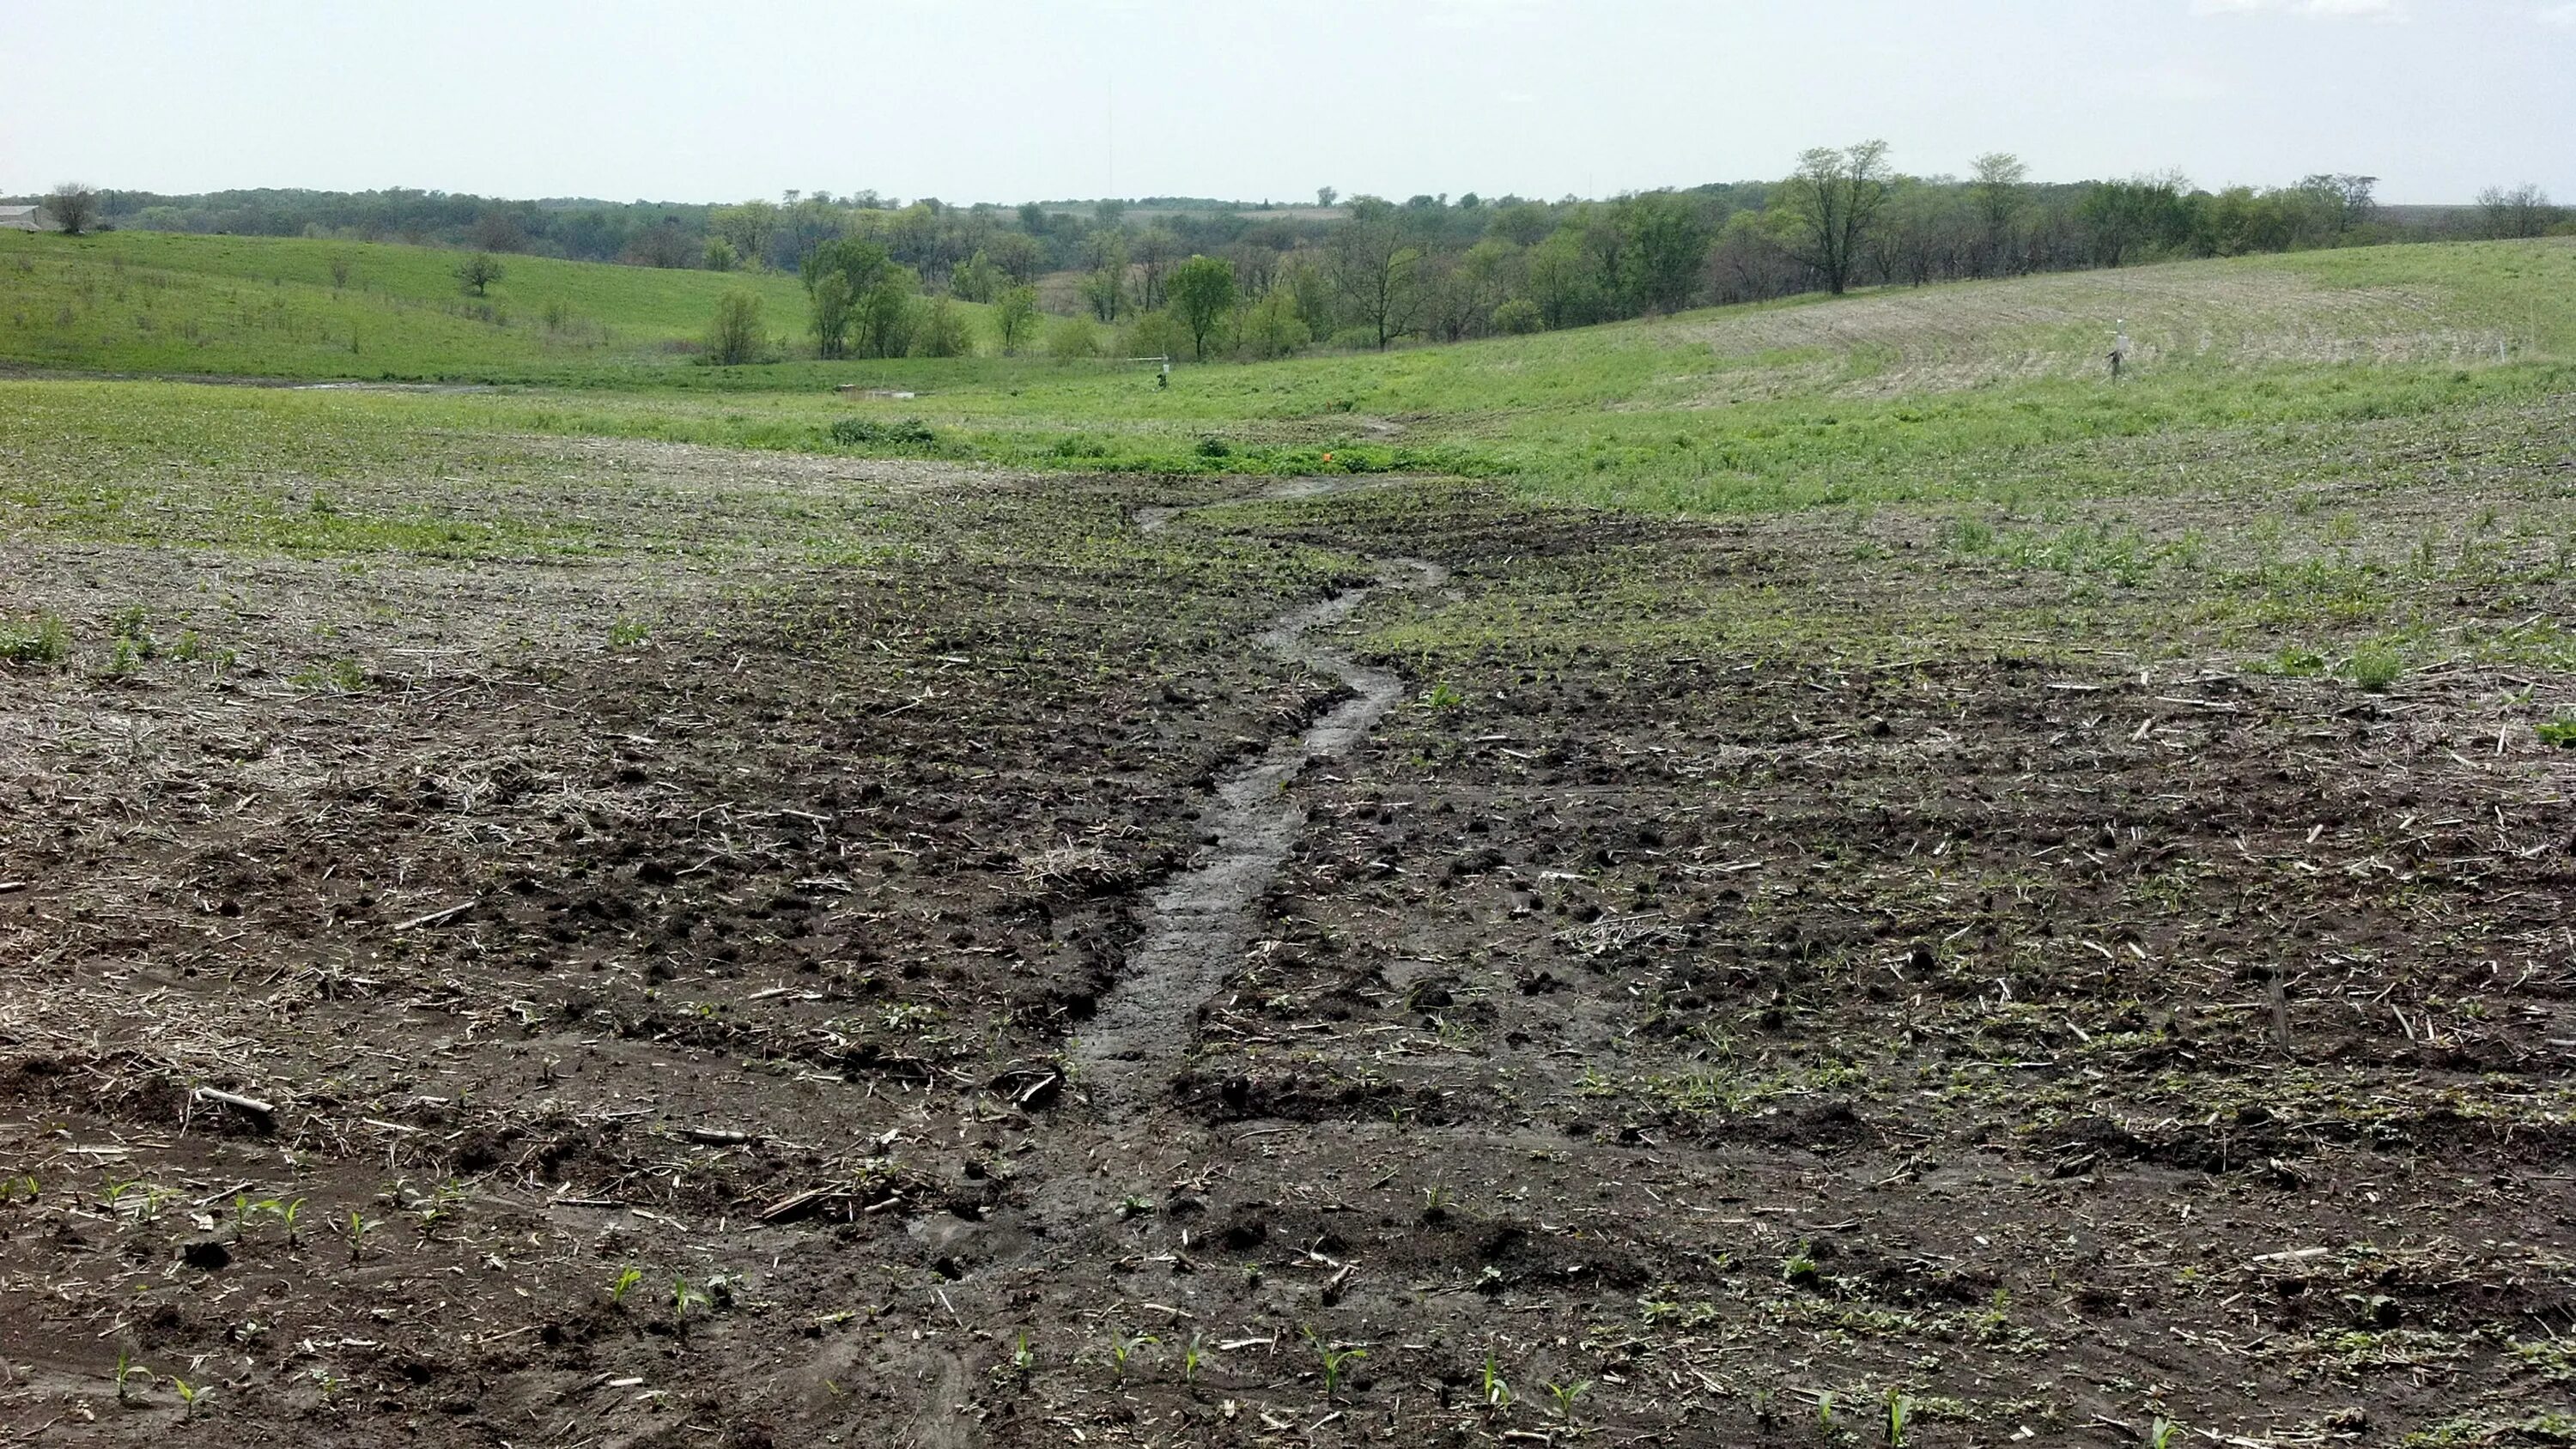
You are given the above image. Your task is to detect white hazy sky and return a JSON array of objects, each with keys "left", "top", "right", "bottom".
[{"left": 5, "top": 0, "right": 2570, "bottom": 206}]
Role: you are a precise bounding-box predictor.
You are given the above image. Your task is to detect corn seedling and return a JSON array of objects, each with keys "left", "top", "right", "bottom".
[
  {"left": 343, "top": 1210, "right": 376, "bottom": 1263},
  {"left": 113, "top": 1349, "right": 148, "bottom": 1404},
  {"left": 672, "top": 1276, "right": 710, "bottom": 1334},
  {"left": 1181, "top": 1331, "right": 1209, "bottom": 1383},
  {"left": 0, "top": 1173, "right": 36, "bottom": 1203},
  {"left": 2150, "top": 1418, "right": 2183, "bottom": 1449},
  {"left": 170, "top": 1374, "right": 204, "bottom": 1420},
  {"left": 1305, "top": 1327, "right": 1367, "bottom": 1401},
  {"left": 270, "top": 1197, "right": 306, "bottom": 1246},
  {"left": 608, "top": 1266, "right": 644, "bottom": 1304},
  {"left": 1886, "top": 1389, "right": 1911, "bottom": 1446},
  {"left": 1012, "top": 1332, "right": 1038, "bottom": 1374},
  {"left": 1481, "top": 1354, "right": 1513, "bottom": 1410},
  {"left": 1107, "top": 1329, "right": 1157, "bottom": 1383},
  {"left": 406, "top": 1179, "right": 466, "bottom": 1240},
  {"left": 1819, "top": 1390, "right": 1838, "bottom": 1429},
  {"left": 2538, "top": 718, "right": 2576, "bottom": 748},
  {"left": 1544, "top": 1378, "right": 1591, "bottom": 1424}
]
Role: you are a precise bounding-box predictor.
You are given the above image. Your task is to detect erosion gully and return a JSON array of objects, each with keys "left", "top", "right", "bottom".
[{"left": 904, "top": 478, "right": 1445, "bottom": 1442}]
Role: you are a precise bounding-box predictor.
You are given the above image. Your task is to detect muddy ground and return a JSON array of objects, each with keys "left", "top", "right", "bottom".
[{"left": 2, "top": 427, "right": 2573, "bottom": 1448}]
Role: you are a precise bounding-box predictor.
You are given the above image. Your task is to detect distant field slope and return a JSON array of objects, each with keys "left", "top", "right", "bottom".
[{"left": 0, "top": 230, "right": 817, "bottom": 380}]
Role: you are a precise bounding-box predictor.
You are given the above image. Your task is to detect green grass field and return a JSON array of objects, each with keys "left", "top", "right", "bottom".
[
  {"left": 3, "top": 231, "right": 2572, "bottom": 518},
  {"left": 0, "top": 229, "right": 828, "bottom": 381}
]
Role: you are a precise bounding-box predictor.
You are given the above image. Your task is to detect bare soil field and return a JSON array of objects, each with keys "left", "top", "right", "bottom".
[{"left": 3, "top": 407, "right": 2574, "bottom": 1448}]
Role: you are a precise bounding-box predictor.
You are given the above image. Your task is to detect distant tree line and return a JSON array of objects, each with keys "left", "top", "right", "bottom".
[{"left": 15, "top": 159, "right": 2567, "bottom": 364}]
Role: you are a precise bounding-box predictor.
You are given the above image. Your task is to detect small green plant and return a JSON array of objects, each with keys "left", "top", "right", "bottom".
[
  {"left": 0, "top": 1173, "right": 36, "bottom": 1203},
  {"left": 113, "top": 1348, "right": 148, "bottom": 1404},
  {"left": 0, "top": 614, "right": 70, "bottom": 668},
  {"left": 1819, "top": 1389, "right": 1838, "bottom": 1429},
  {"left": 170, "top": 1374, "right": 204, "bottom": 1420},
  {"left": 672, "top": 1276, "right": 710, "bottom": 1334},
  {"left": 1115, "top": 1193, "right": 1155, "bottom": 1220},
  {"left": 109, "top": 605, "right": 156, "bottom": 655},
  {"left": 1306, "top": 1326, "right": 1367, "bottom": 1401},
  {"left": 1107, "top": 1329, "right": 1157, "bottom": 1383},
  {"left": 405, "top": 1179, "right": 465, "bottom": 1239},
  {"left": 1544, "top": 1378, "right": 1592, "bottom": 1423},
  {"left": 1181, "top": 1331, "right": 1208, "bottom": 1383},
  {"left": 1886, "top": 1388, "right": 1911, "bottom": 1446},
  {"left": 343, "top": 1210, "right": 375, "bottom": 1262},
  {"left": 1782, "top": 1241, "right": 1821, "bottom": 1287},
  {"left": 2348, "top": 643, "right": 2403, "bottom": 692},
  {"left": 610, "top": 616, "right": 652, "bottom": 648},
  {"left": 271, "top": 1197, "right": 305, "bottom": 1246},
  {"left": 1481, "top": 1354, "right": 1513, "bottom": 1410},
  {"left": 2149, "top": 1418, "right": 2183, "bottom": 1449},
  {"left": 2537, "top": 718, "right": 2576, "bottom": 748},
  {"left": 1423, "top": 682, "right": 1466, "bottom": 712},
  {"left": 609, "top": 1267, "right": 645, "bottom": 1304},
  {"left": 1012, "top": 1332, "right": 1038, "bottom": 1374}
]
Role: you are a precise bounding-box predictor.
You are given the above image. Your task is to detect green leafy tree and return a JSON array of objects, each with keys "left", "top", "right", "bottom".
[
  {"left": 950, "top": 249, "right": 1005, "bottom": 303},
  {"left": 710, "top": 199, "right": 780, "bottom": 270},
  {"left": 2079, "top": 173, "right": 2191, "bottom": 267},
  {"left": 1081, "top": 230, "right": 1129, "bottom": 322},
  {"left": 1525, "top": 229, "right": 1600, "bottom": 330},
  {"left": 454, "top": 253, "right": 506, "bottom": 296},
  {"left": 857, "top": 267, "right": 921, "bottom": 357},
  {"left": 1242, "top": 288, "right": 1310, "bottom": 358},
  {"left": 809, "top": 272, "right": 858, "bottom": 359},
  {"left": 1619, "top": 191, "right": 1711, "bottom": 313},
  {"left": 912, "top": 294, "right": 975, "bottom": 356},
  {"left": 1125, "top": 309, "right": 1189, "bottom": 363},
  {"left": 993, "top": 285, "right": 1040, "bottom": 355},
  {"left": 705, "top": 290, "right": 764, "bottom": 366},
  {"left": 1165, "top": 256, "right": 1238, "bottom": 360},
  {"left": 1332, "top": 197, "right": 1424, "bottom": 349}
]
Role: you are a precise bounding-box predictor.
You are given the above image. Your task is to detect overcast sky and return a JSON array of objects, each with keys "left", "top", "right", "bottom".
[{"left": 5, "top": 0, "right": 2569, "bottom": 206}]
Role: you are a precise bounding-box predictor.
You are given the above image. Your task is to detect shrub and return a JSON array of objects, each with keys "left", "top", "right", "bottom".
[
  {"left": 829, "top": 416, "right": 939, "bottom": 447},
  {"left": 910, "top": 295, "right": 975, "bottom": 357},
  {"left": 704, "top": 290, "right": 764, "bottom": 366},
  {"left": 1047, "top": 315, "right": 1100, "bottom": 363},
  {"left": 1492, "top": 297, "right": 1545, "bottom": 335},
  {"left": 1123, "top": 309, "right": 1190, "bottom": 363}
]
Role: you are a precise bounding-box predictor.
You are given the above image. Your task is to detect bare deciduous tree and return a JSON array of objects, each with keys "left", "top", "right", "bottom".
[
  {"left": 2476, "top": 184, "right": 2561, "bottom": 239},
  {"left": 1779, "top": 142, "right": 1893, "bottom": 295},
  {"left": 1970, "top": 153, "right": 2027, "bottom": 276},
  {"left": 46, "top": 182, "right": 100, "bottom": 236}
]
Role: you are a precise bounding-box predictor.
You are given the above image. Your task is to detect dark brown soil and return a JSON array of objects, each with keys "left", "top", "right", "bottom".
[{"left": 3, "top": 448, "right": 2572, "bottom": 1448}]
